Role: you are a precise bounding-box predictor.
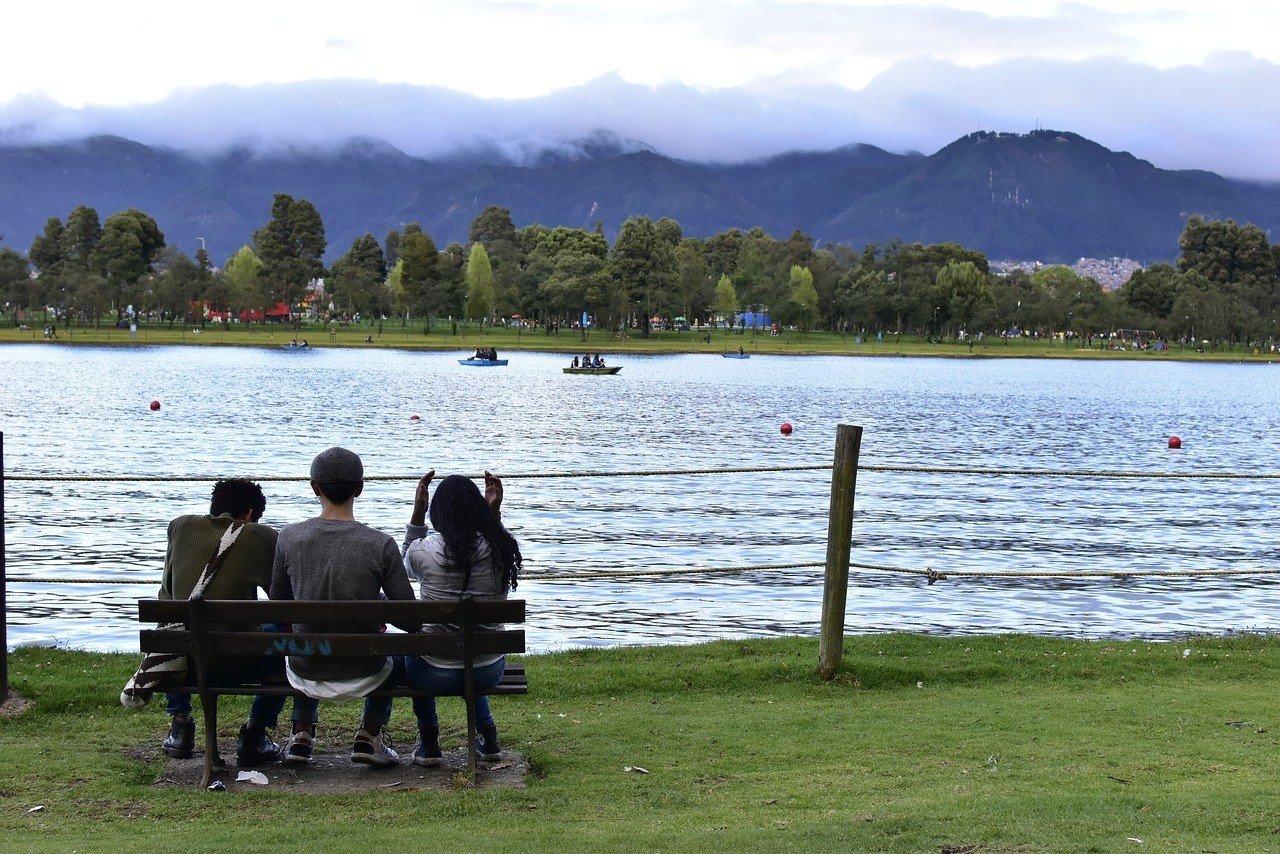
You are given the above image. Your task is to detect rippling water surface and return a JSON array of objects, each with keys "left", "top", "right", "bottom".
[{"left": 1, "top": 343, "right": 1277, "bottom": 651}]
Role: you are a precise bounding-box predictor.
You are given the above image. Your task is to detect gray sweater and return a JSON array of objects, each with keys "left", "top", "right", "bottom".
[
  {"left": 270, "top": 517, "right": 416, "bottom": 680},
  {"left": 402, "top": 523, "right": 509, "bottom": 668}
]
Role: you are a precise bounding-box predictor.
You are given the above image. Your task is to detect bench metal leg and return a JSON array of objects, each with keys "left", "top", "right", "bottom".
[
  {"left": 199, "top": 692, "right": 221, "bottom": 789},
  {"left": 464, "top": 694, "right": 478, "bottom": 780}
]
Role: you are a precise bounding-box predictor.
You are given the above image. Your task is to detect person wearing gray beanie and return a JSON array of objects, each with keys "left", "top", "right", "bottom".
[{"left": 269, "top": 446, "right": 417, "bottom": 767}]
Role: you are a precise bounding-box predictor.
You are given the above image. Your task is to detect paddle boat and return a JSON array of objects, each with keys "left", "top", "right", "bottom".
[
  {"left": 458, "top": 358, "right": 509, "bottom": 366},
  {"left": 563, "top": 366, "right": 622, "bottom": 375},
  {"left": 722, "top": 352, "right": 750, "bottom": 359}
]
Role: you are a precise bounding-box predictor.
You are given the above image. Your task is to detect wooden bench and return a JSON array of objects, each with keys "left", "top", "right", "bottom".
[{"left": 137, "top": 596, "right": 527, "bottom": 787}]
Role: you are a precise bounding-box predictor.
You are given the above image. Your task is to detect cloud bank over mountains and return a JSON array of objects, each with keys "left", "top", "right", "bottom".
[{"left": 2, "top": 53, "right": 1279, "bottom": 179}]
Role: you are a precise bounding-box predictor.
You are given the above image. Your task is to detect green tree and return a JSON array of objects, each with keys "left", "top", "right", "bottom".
[
  {"left": 399, "top": 230, "right": 441, "bottom": 332},
  {"left": 223, "top": 246, "right": 265, "bottom": 318},
  {"left": 713, "top": 274, "right": 738, "bottom": 333},
  {"left": 62, "top": 205, "right": 102, "bottom": 270},
  {"left": 610, "top": 216, "right": 676, "bottom": 336},
  {"left": 385, "top": 260, "right": 408, "bottom": 322},
  {"left": 1120, "top": 263, "right": 1179, "bottom": 320},
  {"left": 936, "top": 260, "right": 992, "bottom": 332},
  {"left": 0, "top": 248, "right": 32, "bottom": 316},
  {"left": 468, "top": 206, "right": 524, "bottom": 318},
  {"left": 96, "top": 209, "right": 165, "bottom": 318},
  {"left": 331, "top": 233, "right": 387, "bottom": 283},
  {"left": 465, "top": 242, "right": 495, "bottom": 325},
  {"left": 784, "top": 265, "right": 819, "bottom": 333},
  {"left": 675, "top": 239, "right": 712, "bottom": 322},
  {"left": 151, "top": 249, "right": 200, "bottom": 326},
  {"left": 253, "top": 194, "right": 326, "bottom": 314},
  {"left": 29, "top": 217, "right": 67, "bottom": 274}
]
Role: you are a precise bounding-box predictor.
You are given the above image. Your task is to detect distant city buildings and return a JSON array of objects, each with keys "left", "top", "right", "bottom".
[{"left": 990, "top": 257, "right": 1143, "bottom": 290}]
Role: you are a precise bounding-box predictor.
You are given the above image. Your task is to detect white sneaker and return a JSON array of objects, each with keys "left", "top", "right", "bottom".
[
  {"left": 351, "top": 729, "right": 398, "bottom": 766},
  {"left": 283, "top": 730, "right": 314, "bottom": 764}
]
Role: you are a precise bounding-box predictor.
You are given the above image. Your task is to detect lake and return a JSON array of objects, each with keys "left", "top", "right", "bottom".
[{"left": 1, "top": 343, "right": 1277, "bottom": 652}]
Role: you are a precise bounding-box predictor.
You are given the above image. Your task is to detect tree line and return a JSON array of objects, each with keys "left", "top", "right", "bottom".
[{"left": 1, "top": 197, "right": 1277, "bottom": 344}]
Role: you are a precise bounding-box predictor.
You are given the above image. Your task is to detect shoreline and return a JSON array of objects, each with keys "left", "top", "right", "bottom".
[
  {"left": 2, "top": 634, "right": 1276, "bottom": 850},
  {"left": 3, "top": 327, "right": 1277, "bottom": 364}
]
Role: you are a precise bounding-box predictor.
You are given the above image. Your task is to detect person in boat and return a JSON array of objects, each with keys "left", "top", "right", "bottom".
[
  {"left": 595, "top": 354, "right": 605, "bottom": 368},
  {"left": 291, "top": 339, "right": 298, "bottom": 347},
  {"left": 401, "top": 470, "right": 520, "bottom": 766},
  {"left": 581, "top": 353, "right": 591, "bottom": 367},
  {"left": 472, "top": 348, "right": 485, "bottom": 360},
  {"left": 301, "top": 340, "right": 309, "bottom": 348},
  {"left": 737, "top": 346, "right": 744, "bottom": 356},
  {"left": 571, "top": 356, "right": 579, "bottom": 368},
  {"left": 489, "top": 347, "right": 499, "bottom": 361}
]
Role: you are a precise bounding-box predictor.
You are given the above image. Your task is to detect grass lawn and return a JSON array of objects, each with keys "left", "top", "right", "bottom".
[
  {"left": 2, "top": 320, "right": 1276, "bottom": 362},
  {"left": 2, "top": 634, "right": 1278, "bottom": 852}
]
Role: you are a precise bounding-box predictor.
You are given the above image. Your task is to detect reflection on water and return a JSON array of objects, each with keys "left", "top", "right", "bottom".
[{"left": 1, "top": 344, "right": 1278, "bottom": 651}]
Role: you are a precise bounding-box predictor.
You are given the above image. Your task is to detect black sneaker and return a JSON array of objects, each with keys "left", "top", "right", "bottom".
[
  {"left": 235, "top": 724, "right": 281, "bottom": 767},
  {"left": 412, "top": 735, "right": 442, "bottom": 767},
  {"left": 162, "top": 716, "right": 195, "bottom": 759},
  {"left": 476, "top": 725, "right": 501, "bottom": 761}
]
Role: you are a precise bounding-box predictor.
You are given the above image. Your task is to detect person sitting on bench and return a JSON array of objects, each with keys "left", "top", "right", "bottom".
[
  {"left": 271, "top": 447, "right": 419, "bottom": 766},
  {"left": 158, "top": 478, "right": 285, "bottom": 766},
  {"left": 401, "top": 470, "right": 521, "bottom": 765}
]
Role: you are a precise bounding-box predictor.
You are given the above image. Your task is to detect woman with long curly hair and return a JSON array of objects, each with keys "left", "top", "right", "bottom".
[{"left": 401, "top": 470, "right": 521, "bottom": 765}]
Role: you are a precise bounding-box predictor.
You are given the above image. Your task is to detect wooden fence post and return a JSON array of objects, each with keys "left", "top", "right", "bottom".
[
  {"left": 1, "top": 431, "right": 7, "bottom": 697},
  {"left": 818, "top": 424, "right": 862, "bottom": 680}
]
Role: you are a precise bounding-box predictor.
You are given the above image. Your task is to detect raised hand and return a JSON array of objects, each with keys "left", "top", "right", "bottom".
[
  {"left": 484, "top": 470, "right": 504, "bottom": 519},
  {"left": 410, "top": 470, "right": 435, "bottom": 526}
]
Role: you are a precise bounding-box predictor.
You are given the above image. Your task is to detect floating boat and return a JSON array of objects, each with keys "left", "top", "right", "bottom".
[
  {"left": 722, "top": 353, "right": 750, "bottom": 359},
  {"left": 281, "top": 344, "right": 314, "bottom": 351},
  {"left": 563, "top": 366, "right": 622, "bottom": 375},
  {"left": 458, "top": 358, "right": 509, "bottom": 366}
]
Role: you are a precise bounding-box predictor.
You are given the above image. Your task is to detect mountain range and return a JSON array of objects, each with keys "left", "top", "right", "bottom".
[{"left": 1, "top": 129, "right": 1277, "bottom": 266}]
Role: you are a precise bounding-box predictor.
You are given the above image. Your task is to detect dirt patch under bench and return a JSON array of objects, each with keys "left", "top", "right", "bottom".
[{"left": 144, "top": 741, "right": 528, "bottom": 794}]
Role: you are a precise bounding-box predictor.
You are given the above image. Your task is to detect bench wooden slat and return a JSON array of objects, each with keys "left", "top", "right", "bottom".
[
  {"left": 167, "top": 670, "right": 528, "bottom": 698},
  {"left": 138, "top": 598, "right": 525, "bottom": 624},
  {"left": 140, "top": 629, "right": 525, "bottom": 657}
]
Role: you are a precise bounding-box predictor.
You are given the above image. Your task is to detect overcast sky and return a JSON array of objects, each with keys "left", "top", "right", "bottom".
[{"left": 2, "top": 0, "right": 1278, "bottom": 178}]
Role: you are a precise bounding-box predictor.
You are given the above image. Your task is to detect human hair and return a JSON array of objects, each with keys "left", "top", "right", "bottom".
[
  {"left": 316, "top": 480, "right": 361, "bottom": 505},
  {"left": 209, "top": 478, "right": 266, "bottom": 521},
  {"left": 428, "top": 475, "right": 521, "bottom": 591}
]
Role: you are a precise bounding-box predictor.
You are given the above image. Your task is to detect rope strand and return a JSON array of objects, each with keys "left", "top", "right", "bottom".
[
  {"left": 9, "top": 560, "right": 1277, "bottom": 585},
  {"left": 5, "top": 463, "right": 1279, "bottom": 482}
]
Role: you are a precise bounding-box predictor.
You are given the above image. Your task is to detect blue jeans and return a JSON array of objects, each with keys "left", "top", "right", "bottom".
[
  {"left": 402, "top": 655, "right": 505, "bottom": 729},
  {"left": 165, "top": 653, "right": 288, "bottom": 729},
  {"left": 290, "top": 660, "right": 398, "bottom": 729}
]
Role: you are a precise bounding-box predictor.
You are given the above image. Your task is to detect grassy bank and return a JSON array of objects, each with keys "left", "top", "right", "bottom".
[
  {"left": 2, "top": 634, "right": 1278, "bottom": 851},
  {"left": 2, "top": 321, "right": 1277, "bottom": 362}
]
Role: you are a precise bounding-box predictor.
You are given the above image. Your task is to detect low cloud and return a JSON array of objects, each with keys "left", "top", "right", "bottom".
[{"left": 1, "top": 52, "right": 1278, "bottom": 179}]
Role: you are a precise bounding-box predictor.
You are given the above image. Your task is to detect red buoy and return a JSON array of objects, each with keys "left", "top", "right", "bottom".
[
  {"left": 780, "top": 422, "right": 793, "bottom": 435},
  {"left": 149, "top": 400, "right": 161, "bottom": 411},
  {"left": 409, "top": 414, "right": 421, "bottom": 421},
  {"left": 1168, "top": 435, "right": 1182, "bottom": 449}
]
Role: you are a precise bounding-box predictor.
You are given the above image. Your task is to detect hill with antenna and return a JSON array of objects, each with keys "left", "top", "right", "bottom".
[{"left": 0, "top": 129, "right": 1276, "bottom": 263}]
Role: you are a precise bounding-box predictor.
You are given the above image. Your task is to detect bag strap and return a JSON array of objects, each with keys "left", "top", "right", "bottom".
[{"left": 189, "top": 520, "right": 247, "bottom": 599}]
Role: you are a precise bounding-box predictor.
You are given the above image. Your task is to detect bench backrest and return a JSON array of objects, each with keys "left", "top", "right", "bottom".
[{"left": 137, "top": 598, "right": 525, "bottom": 661}]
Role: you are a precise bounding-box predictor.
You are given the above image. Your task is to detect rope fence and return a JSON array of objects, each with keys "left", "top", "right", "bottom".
[
  {"left": 3, "top": 463, "right": 1280, "bottom": 482},
  {"left": 8, "top": 559, "right": 1278, "bottom": 586}
]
